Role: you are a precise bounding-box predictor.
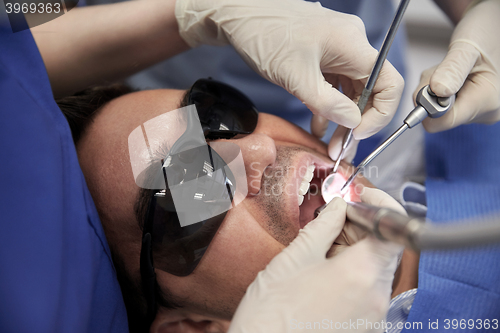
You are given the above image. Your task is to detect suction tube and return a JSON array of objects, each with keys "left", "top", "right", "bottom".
[{"left": 346, "top": 202, "right": 500, "bottom": 250}]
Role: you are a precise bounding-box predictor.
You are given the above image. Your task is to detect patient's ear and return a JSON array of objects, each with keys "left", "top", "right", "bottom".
[{"left": 151, "top": 308, "right": 230, "bottom": 333}]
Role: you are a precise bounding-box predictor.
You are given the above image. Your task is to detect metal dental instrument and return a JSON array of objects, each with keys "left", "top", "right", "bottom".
[
  {"left": 313, "top": 85, "right": 454, "bottom": 219},
  {"left": 345, "top": 201, "right": 500, "bottom": 250},
  {"left": 323, "top": 0, "right": 411, "bottom": 203},
  {"left": 330, "top": 0, "right": 411, "bottom": 177},
  {"left": 340, "top": 85, "right": 455, "bottom": 193}
]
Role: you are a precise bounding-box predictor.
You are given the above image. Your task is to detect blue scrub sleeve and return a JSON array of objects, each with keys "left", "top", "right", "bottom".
[{"left": 0, "top": 14, "right": 128, "bottom": 333}]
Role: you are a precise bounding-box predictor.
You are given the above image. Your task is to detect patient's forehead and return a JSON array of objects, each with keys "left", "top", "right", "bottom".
[
  {"left": 95, "top": 88, "right": 328, "bottom": 155},
  {"left": 92, "top": 89, "right": 187, "bottom": 138}
]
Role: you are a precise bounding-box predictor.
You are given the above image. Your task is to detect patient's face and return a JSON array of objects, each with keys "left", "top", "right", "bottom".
[{"left": 77, "top": 88, "right": 363, "bottom": 327}]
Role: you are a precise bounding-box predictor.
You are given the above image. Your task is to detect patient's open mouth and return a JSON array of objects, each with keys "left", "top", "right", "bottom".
[{"left": 298, "top": 165, "right": 328, "bottom": 228}]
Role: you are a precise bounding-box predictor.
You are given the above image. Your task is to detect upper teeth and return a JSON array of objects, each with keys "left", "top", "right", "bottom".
[{"left": 298, "top": 164, "right": 315, "bottom": 206}]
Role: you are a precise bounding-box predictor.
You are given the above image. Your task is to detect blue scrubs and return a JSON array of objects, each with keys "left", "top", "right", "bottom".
[
  {"left": 402, "top": 124, "right": 500, "bottom": 331},
  {"left": 0, "top": 14, "right": 128, "bottom": 333}
]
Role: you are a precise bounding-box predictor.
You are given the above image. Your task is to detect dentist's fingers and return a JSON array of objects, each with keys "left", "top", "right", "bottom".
[
  {"left": 429, "top": 41, "right": 478, "bottom": 98},
  {"left": 327, "top": 126, "right": 359, "bottom": 163},
  {"left": 354, "top": 236, "right": 403, "bottom": 289},
  {"left": 360, "top": 187, "right": 407, "bottom": 215},
  {"left": 260, "top": 198, "right": 347, "bottom": 280},
  {"left": 424, "top": 73, "right": 500, "bottom": 132},
  {"left": 413, "top": 0, "right": 500, "bottom": 132},
  {"left": 296, "top": 72, "right": 362, "bottom": 128},
  {"left": 353, "top": 62, "right": 405, "bottom": 140},
  {"left": 412, "top": 65, "right": 434, "bottom": 105},
  {"left": 311, "top": 114, "right": 329, "bottom": 138}
]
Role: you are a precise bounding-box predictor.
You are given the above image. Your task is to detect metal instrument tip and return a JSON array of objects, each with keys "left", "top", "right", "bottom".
[
  {"left": 340, "top": 168, "right": 360, "bottom": 194},
  {"left": 332, "top": 155, "right": 342, "bottom": 174}
]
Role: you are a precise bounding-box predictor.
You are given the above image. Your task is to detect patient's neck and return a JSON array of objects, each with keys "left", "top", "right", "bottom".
[{"left": 391, "top": 249, "right": 419, "bottom": 298}]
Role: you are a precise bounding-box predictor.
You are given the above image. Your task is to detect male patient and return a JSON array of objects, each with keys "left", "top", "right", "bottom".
[{"left": 57, "top": 80, "right": 417, "bottom": 333}]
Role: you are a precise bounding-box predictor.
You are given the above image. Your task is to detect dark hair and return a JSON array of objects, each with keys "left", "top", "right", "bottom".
[
  {"left": 56, "top": 84, "right": 134, "bottom": 144},
  {"left": 56, "top": 84, "right": 179, "bottom": 332}
]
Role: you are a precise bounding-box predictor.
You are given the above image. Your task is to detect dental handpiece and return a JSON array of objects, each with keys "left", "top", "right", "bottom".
[
  {"left": 345, "top": 201, "right": 500, "bottom": 250},
  {"left": 340, "top": 85, "right": 455, "bottom": 193}
]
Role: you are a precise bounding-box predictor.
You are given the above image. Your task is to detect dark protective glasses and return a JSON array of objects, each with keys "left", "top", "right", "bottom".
[{"left": 138, "top": 78, "right": 258, "bottom": 324}]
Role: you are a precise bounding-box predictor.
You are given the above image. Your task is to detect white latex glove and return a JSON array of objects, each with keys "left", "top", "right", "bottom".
[
  {"left": 228, "top": 198, "right": 402, "bottom": 333},
  {"left": 328, "top": 187, "right": 406, "bottom": 257},
  {"left": 176, "top": 0, "right": 404, "bottom": 157},
  {"left": 326, "top": 126, "right": 360, "bottom": 164},
  {"left": 414, "top": 0, "right": 500, "bottom": 132}
]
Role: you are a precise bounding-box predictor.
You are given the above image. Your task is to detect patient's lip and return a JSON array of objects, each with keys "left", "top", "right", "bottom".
[{"left": 287, "top": 153, "right": 333, "bottom": 229}]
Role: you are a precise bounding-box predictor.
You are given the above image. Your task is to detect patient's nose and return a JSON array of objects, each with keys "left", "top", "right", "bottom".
[{"left": 233, "top": 133, "right": 276, "bottom": 196}]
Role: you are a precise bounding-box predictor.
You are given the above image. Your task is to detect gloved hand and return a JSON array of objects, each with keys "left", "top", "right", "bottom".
[
  {"left": 176, "top": 0, "right": 404, "bottom": 157},
  {"left": 414, "top": 0, "right": 500, "bottom": 132},
  {"left": 326, "top": 126, "right": 360, "bottom": 164},
  {"left": 328, "top": 186, "right": 406, "bottom": 257},
  {"left": 228, "top": 198, "right": 402, "bottom": 333}
]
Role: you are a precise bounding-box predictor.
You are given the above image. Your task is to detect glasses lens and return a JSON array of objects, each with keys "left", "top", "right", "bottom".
[
  {"left": 189, "top": 79, "right": 259, "bottom": 139},
  {"left": 149, "top": 144, "right": 235, "bottom": 276}
]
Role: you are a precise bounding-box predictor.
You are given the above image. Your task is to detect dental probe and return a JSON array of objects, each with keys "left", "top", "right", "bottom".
[
  {"left": 345, "top": 201, "right": 500, "bottom": 250},
  {"left": 339, "top": 85, "right": 455, "bottom": 193},
  {"left": 330, "top": 0, "right": 411, "bottom": 176}
]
